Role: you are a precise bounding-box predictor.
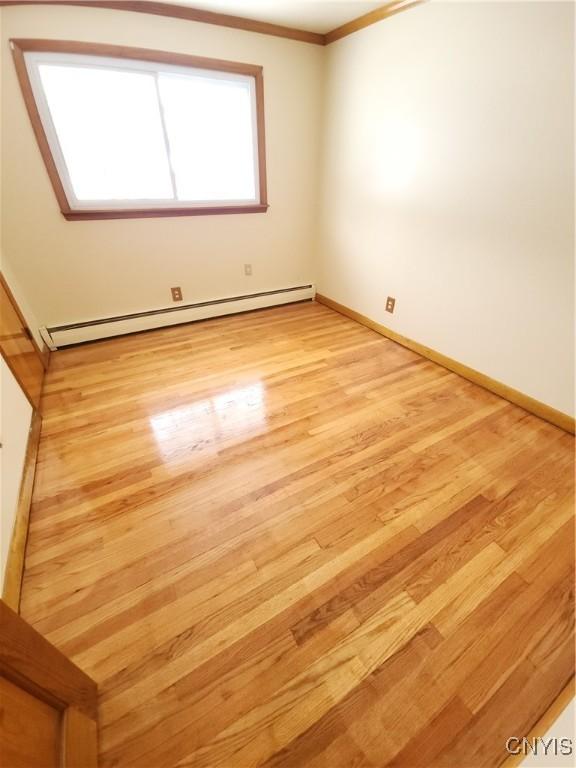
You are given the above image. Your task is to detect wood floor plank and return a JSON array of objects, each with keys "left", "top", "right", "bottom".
[
  {"left": 19, "top": 302, "right": 574, "bottom": 767},
  {"left": 386, "top": 696, "right": 473, "bottom": 767}
]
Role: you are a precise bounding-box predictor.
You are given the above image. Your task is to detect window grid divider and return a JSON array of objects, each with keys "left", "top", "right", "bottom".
[{"left": 153, "top": 73, "right": 179, "bottom": 203}]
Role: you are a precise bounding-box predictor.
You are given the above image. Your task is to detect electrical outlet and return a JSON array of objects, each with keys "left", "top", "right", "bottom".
[
  {"left": 386, "top": 296, "right": 396, "bottom": 313},
  {"left": 171, "top": 286, "right": 183, "bottom": 302},
  {"left": 244, "top": 264, "right": 253, "bottom": 276}
]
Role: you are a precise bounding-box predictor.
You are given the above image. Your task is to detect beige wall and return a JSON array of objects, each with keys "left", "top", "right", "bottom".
[
  {"left": 0, "top": 358, "right": 32, "bottom": 592},
  {"left": 317, "top": 1, "right": 574, "bottom": 416},
  {"left": 1, "top": 11, "right": 36, "bottom": 591},
  {"left": 1, "top": 2, "right": 573, "bottom": 417},
  {"left": 0, "top": 5, "right": 324, "bottom": 327}
]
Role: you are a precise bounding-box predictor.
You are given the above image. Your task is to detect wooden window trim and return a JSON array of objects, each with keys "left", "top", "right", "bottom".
[{"left": 10, "top": 38, "right": 269, "bottom": 220}]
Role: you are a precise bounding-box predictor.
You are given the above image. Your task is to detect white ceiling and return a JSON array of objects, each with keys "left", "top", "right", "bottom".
[{"left": 153, "top": 1, "right": 386, "bottom": 34}]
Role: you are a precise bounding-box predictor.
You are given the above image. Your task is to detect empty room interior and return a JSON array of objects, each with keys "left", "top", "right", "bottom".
[{"left": 0, "top": 1, "right": 574, "bottom": 766}]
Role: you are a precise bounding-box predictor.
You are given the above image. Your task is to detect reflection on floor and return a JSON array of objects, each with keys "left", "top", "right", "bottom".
[
  {"left": 22, "top": 301, "right": 575, "bottom": 767},
  {"left": 150, "top": 382, "right": 266, "bottom": 459}
]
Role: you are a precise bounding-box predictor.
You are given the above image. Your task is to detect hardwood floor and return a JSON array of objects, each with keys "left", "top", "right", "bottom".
[{"left": 21, "top": 301, "right": 574, "bottom": 767}]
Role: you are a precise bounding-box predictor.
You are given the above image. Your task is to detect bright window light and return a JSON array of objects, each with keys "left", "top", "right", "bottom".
[
  {"left": 38, "top": 65, "right": 174, "bottom": 201},
  {"left": 18, "top": 43, "right": 266, "bottom": 218},
  {"left": 159, "top": 73, "right": 256, "bottom": 202}
]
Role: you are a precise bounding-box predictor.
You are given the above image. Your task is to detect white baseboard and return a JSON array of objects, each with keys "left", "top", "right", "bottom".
[{"left": 45, "top": 285, "right": 315, "bottom": 347}]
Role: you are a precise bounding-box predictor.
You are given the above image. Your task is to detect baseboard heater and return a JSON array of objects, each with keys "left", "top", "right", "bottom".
[{"left": 43, "top": 284, "right": 315, "bottom": 348}]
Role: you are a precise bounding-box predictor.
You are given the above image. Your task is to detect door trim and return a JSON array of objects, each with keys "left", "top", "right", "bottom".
[
  {"left": 0, "top": 599, "right": 98, "bottom": 763},
  {"left": 2, "top": 410, "right": 42, "bottom": 612},
  {"left": 0, "top": 600, "right": 98, "bottom": 717},
  {"left": 0, "top": 273, "right": 49, "bottom": 370}
]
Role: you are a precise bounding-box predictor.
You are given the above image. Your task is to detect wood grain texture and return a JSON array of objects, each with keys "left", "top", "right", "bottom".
[
  {"left": 0, "top": 1, "right": 326, "bottom": 45},
  {"left": 61, "top": 707, "right": 98, "bottom": 768},
  {"left": 316, "top": 293, "right": 575, "bottom": 434},
  {"left": 0, "top": 675, "right": 61, "bottom": 768},
  {"left": 2, "top": 410, "right": 42, "bottom": 612},
  {"left": 0, "top": 601, "right": 98, "bottom": 720},
  {"left": 500, "top": 677, "right": 575, "bottom": 768},
  {"left": 19, "top": 302, "right": 574, "bottom": 767},
  {"left": 0, "top": 273, "right": 48, "bottom": 370},
  {"left": 0, "top": 272, "right": 46, "bottom": 407}
]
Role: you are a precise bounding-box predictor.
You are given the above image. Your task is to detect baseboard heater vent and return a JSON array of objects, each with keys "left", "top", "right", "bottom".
[{"left": 45, "top": 284, "right": 315, "bottom": 348}]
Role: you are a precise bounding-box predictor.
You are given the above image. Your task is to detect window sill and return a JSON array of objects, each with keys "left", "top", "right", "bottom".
[{"left": 63, "top": 204, "right": 269, "bottom": 221}]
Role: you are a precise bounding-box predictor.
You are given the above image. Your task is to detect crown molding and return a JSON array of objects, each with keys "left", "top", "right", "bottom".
[
  {"left": 325, "top": 0, "right": 425, "bottom": 44},
  {"left": 0, "top": 1, "right": 424, "bottom": 45},
  {"left": 0, "top": 1, "right": 326, "bottom": 45}
]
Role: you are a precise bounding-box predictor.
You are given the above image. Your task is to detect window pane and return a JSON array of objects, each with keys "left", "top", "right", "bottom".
[
  {"left": 158, "top": 73, "right": 257, "bottom": 202},
  {"left": 38, "top": 65, "right": 174, "bottom": 201}
]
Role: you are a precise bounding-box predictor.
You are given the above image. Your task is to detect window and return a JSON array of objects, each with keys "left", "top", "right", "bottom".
[{"left": 11, "top": 40, "right": 267, "bottom": 220}]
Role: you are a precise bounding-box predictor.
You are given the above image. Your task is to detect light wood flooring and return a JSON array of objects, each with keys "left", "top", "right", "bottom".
[{"left": 21, "top": 301, "right": 575, "bottom": 767}]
